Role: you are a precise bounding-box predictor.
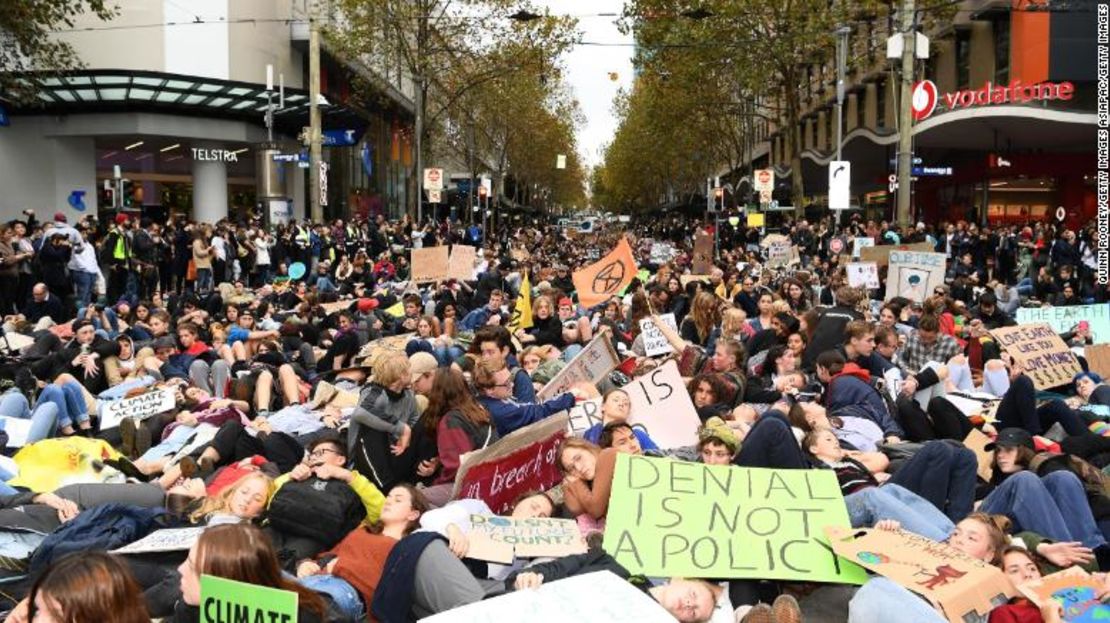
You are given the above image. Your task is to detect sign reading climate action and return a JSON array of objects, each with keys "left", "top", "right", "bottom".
[
  {"left": 99, "top": 388, "right": 177, "bottom": 430},
  {"left": 991, "top": 323, "right": 1082, "bottom": 391},
  {"left": 603, "top": 455, "right": 867, "bottom": 583},
  {"left": 200, "top": 575, "right": 297, "bottom": 623}
]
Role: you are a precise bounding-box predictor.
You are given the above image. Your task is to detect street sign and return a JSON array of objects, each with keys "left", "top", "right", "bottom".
[
  {"left": 556, "top": 154, "right": 567, "bottom": 169},
  {"left": 319, "top": 161, "right": 329, "bottom": 207},
  {"left": 754, "top": 169, "right": 774, "bottom": 192},
  {"left": 829, "top": 237, "right": 845, "bottom": 255},
  {"left": 424, "top": 168, "right": 444, "bottom": 191},
  {"left": 428, "top": 189, "right": 442, "bottom": 203},
  {"left": 1056, "top": 206, "right": 1066, "bottom": 222},
  {"left": 912, "top": 165, "right": 953, "bottom": 176},
  {"left": 321, "top": 129, "right": 363, "bottom": 147},
  {"left": 481, "top": 177, "right": 492, "bottom": 195},
  {"left": 829, "top": 160, "right": 851, "bottom": 210},
  {"left": 888, "top": 174, "right": 898, "bottom": 193}
]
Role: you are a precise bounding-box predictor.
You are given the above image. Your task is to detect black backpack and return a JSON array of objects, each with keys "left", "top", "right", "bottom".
[{"left": 267, "top": 477, "right": 366, "bottom": 548}]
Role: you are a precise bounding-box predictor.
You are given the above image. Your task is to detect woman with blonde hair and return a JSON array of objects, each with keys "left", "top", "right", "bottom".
[
  {"left": 4, "top": 552, "right": 149, "bottom": 623},
  {"left": 558, "top": 438, "right": 617, "bottom": 521},
  {"left": 188, "top": 471, "right": 273, "bottom": 525},
  {"left": 679, "top": 291, "right": 721, "bottom": 348},
  {"left": 349, "top": 351, "right": 422, "bottom": 491}
]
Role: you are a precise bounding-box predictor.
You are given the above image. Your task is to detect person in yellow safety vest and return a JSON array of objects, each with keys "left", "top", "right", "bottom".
[
  {"left": 293, "top": 222, "right": 311, "bottom": 266},
  {"left": 103, "top": 212, "right": 134, "bottom": 303}
]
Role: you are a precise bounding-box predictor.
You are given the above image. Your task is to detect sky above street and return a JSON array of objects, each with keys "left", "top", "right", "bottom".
[{"left": 537, "top": 0, "right": 634, "bottom": 169}]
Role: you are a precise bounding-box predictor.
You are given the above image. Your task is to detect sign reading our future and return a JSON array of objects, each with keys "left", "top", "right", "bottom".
[{"left": 603, "top": 455, "right": 867, "bottom": 583}]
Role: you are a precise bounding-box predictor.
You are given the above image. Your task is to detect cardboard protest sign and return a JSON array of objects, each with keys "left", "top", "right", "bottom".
[
  {"left": 572, "top": 238, "right": 638, "bottom": 308},
  {"left": 1085, "top": 343, "right": 1110, "bottom": 380},
  {"left": 623, "top": 360, "right": 701, "bottom": 449},
  {"left": 846, "top": 262, "right": 880, "bottom": 289},
  {"left": 447, "top": 245, "right": 478, "bottom": 282},
  {"left": 113, "top": 527, "right": 205, "bottom": 554},
  {"left": 639, "top": 313, "right": 678, "bottom": 357},
  {"left": 318, "top": 300, "right": 353, "bottom": 315},
  {"left": 566, "top": 398, "right": 602, "bottom": 437},
  {"left": 825, "top": 526, "right": 1015, "bottom": 623},
  {"left": 963, "top": 428, "right": 994, "bottom": 482},
  {"left": 859, "top": 241, "right": 935, "bottom": 267},
  {"left": 355, "top": 333, "right": 414, "bottom": 367},
  {"left": 748, "top": 213, "right": 765, "bottom": 228},
  {"left": 452, "top": 414, "right": 568, "bottom": 514},
  {"left": 200, "top": 575, "right": 297, "bottom": 623},
  {"left": 692, "top": 230, "right": 714, "bottom": 274},
  {"left": 466, "top": 514, "right": 587, "bottom": 564},
  {"left": 852, "top": 236, "right": 875, "bottom": 259},
  {"left": 604, "top": 455, "right": 867, "bottom": 583},
  {"left": 410, "top": 245, "right": 450, "bottom": 283},
  {"left": 537, "top": 333, "right": 620, "bottom": 401},
  {"left": 648, "top": 242, "right": 678, "bottom": 265},
  {"left": 760, "top": 234, "right": 795, "bottom": 268},
  {"left": 0, "top": 416, "right": 33, "bottom": 448},
  {"left": 885, "top": 250, "right": 947, "bottom": 303},
  {"left": 419, "top": 571, "right": 675, "bottom": 623},
  {"left": 679, "top": 275, "right": 711, "bottom": 288},
  {"left": 99, "top": 388, "right": 177, "bottom": 431},
  {"left": 1016, "top": 566, "right": 1110, "bottom": 622},
  {"left": 510, "top": 247, "right": 530, "bottom": 262},
  {"left": 1017, "top": 304, "right": 1110, "bottom": 344},
  {"left": 991, "top": 323, "right": 1082, "bottom": 391}
]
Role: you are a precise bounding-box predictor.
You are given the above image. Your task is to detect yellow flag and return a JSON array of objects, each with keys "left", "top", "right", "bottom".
[{"left": 510, "top": 272, "right": 533, "bottom": 332}]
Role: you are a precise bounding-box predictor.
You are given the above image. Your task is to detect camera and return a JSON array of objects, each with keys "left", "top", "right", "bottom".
[{"left": 94, "top": 304, "right": 105, "bottom": 313}]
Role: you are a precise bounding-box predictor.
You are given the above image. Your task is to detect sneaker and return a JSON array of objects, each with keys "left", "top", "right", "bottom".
[
  {"left": 771, "top": 595, "right": 802, "bottom": 623},
  {"left": 740, "top": 604, "right": 774, "bottom": 623}
]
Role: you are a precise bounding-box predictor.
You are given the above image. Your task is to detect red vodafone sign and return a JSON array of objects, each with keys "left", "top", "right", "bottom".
[
  {"left": 911, "top": 80, "right": 938, "bottom": 121},
  {"left": 912, "top": 79, "right": 1075, "bottom": 121}
]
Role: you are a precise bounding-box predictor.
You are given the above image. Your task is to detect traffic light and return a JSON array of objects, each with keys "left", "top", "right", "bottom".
[
  {"left": 478, "top": 185, "right": 488, "bottom": 199},
  {"left": 714, "top": 187, "right": 724, "bottom": 199},
  {"left": 120, "top": 179, "right": 134, "bottom": 207}
]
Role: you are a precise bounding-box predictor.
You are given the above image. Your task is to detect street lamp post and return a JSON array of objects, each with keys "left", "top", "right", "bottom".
[{"left": 834, "top": 25, "right": 851, "bottom": 228}]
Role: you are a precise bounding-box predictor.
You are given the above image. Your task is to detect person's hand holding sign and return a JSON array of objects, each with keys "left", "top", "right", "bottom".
[{"left": 514, "top": 572, "right": 544, "bottom": 591}]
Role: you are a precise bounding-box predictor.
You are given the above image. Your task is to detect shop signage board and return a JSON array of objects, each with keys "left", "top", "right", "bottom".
[
  {"left": 912, "top": 79, "right": 1075, "bottom": 121},
  {"left": 829, "top": 161, "right": 851, "bottom": 210}
]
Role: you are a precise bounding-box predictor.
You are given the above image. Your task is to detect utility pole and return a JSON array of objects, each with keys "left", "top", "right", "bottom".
[
  {"left": 895, "top": 0, "right": 916, "bottom": 227},
  {"left": 308, "top": 17, "right": 323, "bottom": 222},
  {"left": 834, "top": 25, "right": 850, "bottom": 229},
  {"left": 415, "top": 77, "right": 425, "bottom": 224}
]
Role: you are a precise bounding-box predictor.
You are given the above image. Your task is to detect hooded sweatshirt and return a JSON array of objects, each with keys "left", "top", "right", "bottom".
[{"left": 825, "top": 363, "right": 903, "bottom": 437}]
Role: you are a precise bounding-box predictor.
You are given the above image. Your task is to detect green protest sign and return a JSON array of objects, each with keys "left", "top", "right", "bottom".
[
  {"left": 200, "top": 575, "right": 298, "bottom": 623},
  {"left": 602, "top": 454, "right": 868, "bottom": 584}
]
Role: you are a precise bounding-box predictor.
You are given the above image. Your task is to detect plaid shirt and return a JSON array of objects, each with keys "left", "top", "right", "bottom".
[{"left": 900, "top": 331, "right": 961, "bottom": 373}]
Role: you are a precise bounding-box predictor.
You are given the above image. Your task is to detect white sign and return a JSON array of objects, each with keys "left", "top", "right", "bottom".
[
  {"left": 538, "top": 334, "right": 620, "bottom": 401},
  {"left": 423, "top": 167, "right": 444, "bottom": 191},
  {"left": 419, "top": 571, "right": 674, "bottom": 623},
  {"left": 759, "top": 188, "right": 773, "bottom": 204},
  {"left": 112, "top": 527, "right": 205, "bottom": 555},
  {"left": 191, "top": 148, "right": 242, "bottom": 162},
  {"left": 829, "top": 160, "right": 851, "bottom": 210},
  {"left": 268, "top": 199, "right": 291, "bottom": 226},
  {"left": 481, "top": 177, "right": 492, "bottom": 195},
  {"left": 638, "top": 313, "right": 678, "bottom": 357},
  {"left": 846, "top": 262, "right": 880, "bottom": 289},
  {"left": 556, "top": 154, "right": 567, "bottom": 170},
  {"left": 427, "top": 189, "right": 442, "bottom": 204},
  {"left": 885, "top": 250, "right": 947, "bottom": 303},
  {"left": 852, "top": 236, "right": 875, "bottom": 259},
  {"left": 754, "top": 169, "right": 775, "bottom": 192},
  {"left": 99, "top": 388, "right": 177, "bottom": 431},
  {"left": 625, "top": 360, "right": 701, "bottom": 449},
  {"left": 319, "top": 161, "right": 329, "bottom": 207},
  {"left": 1, "top": 416, "right": 34, "bottom": 448},
  {"left": 566, "top": 398, "right": 602, "bottom": 437}
]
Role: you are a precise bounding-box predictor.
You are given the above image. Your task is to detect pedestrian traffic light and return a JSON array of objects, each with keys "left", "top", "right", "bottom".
[
  {"left": 478, "top": 185, "right": 488, "bottom": 199},
  {"left": 120, "top": 179, "right": 134, "bottom": 207},
  {"left": 714, "top": 187, "right": 724, "bottom": 199}
]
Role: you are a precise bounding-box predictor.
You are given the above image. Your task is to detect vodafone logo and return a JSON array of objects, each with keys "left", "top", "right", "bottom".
[{"left": 911, "top": 80, "right": 938, "bottom": 121}]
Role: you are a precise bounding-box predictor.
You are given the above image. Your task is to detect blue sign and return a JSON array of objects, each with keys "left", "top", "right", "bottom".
[
  {"left": 0, "top": 105, "right": 8, "bottom": 127},
  {"left": 889, "top": 157, "right": 923, "bottom": 167},
  {"left": 67, "top": 190, "right": 87, "bottom": 212},
  {"left": 321, "top": 129, "right": 364, "bottom": 147},
  {"left": 912, "top": 165, "right": 953, "bottom": 176}
]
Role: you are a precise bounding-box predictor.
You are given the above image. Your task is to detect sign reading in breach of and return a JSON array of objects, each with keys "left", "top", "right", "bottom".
[
  {"left": 571, "top": 238, "right": 637, "bottom": 308},
  {"left": 603, "top": 455, "right": 867, "bottom": 583}
]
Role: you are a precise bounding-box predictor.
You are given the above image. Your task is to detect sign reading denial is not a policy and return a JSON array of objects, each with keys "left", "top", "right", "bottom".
[{"left": 603, "top": 454, "right": 867, "bottom": 583}]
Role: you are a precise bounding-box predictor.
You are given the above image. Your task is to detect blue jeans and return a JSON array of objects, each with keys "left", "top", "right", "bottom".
[
  {"left": 845, "top": 484, "right": 953, "bottom": 542},
  {"left": 981, "top": 471, "right": 1106, "bottom": 548},
  {"left": 298, "top": 575, "right": 363, "bottom": 620},
  {"left": 76, "top": 306, "right": 120, "bottom": 338},
  {"left": 562, "top": 344, "right": 583, "bottom": 362},
  {"left": 0, "top": 390, "right": 59, "bottom": 443},
  {"left": 849, "top": 577, "right": 948, "bottom": 623},
  {"left": 889, "top": 441, "right": 977, "bottom": 522},
  {"left": 72, "top": 270, "right": 97, "bottom": 308},
  {"left": 432, "top": 344, "right": 464, "bottom": 367},
  {"left": 139, "top": 425, "right": 195, "bottom": 463},
  {"left": 315, "top": 276, "right": 337, "bottom": 293},
  {"left": 36, "top": 383, "right": 89, "bottom": 430},
  {"left": 1016, "top": 278, "right": 1033, "bottom": 296},
  {"left": 733, "top": 411, "right": 808, "bottom": 469},
  {"left": 196, "top": 268, "right": 213, "bottom": 294}
]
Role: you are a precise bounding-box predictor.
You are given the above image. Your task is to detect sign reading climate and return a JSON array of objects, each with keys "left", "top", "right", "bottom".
[{"left": 912, "top": 79, "right": 1075, "bottom": 121}]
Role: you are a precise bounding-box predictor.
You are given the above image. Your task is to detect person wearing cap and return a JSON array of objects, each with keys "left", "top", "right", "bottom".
[
  {"left": 103, "top": 212, "right": 137, "bottom": 304},
  {"left": 980, "top": 427, "right": 1109, "bottom": 554},
  {"left": 697, "top": 417, "right": 739, "bottom": 465},
  {"left": 408, "top": 352, "right": 438, "bottom": 398}
]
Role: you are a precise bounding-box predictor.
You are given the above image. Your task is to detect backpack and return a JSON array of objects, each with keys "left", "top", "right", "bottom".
[
  {"left": 267, "top": 477, "right": 366, "bottom": 548},
  {"left": 30, "top": 504, "right": 168, "bottom": 575}
]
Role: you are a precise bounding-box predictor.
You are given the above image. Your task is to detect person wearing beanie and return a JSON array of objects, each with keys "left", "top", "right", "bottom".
[{"left": 697, "top": 417, "right": 740, "bottom": 465}]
